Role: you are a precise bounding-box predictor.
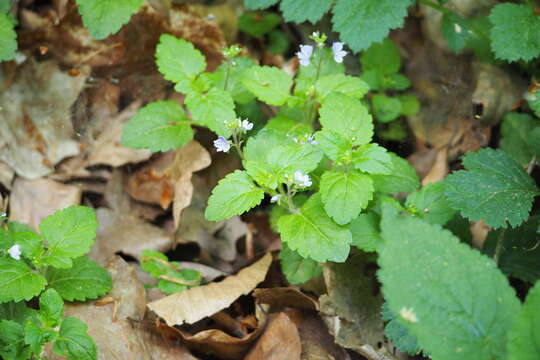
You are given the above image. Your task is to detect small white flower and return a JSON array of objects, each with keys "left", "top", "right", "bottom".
[
  {"left": 296, "top": 45, "right": 314, "bottom": 66},
  {"left": 454, "top": 23, "right": 462, "bottom": 34},
  {"left": 241, "top": 119, "right": 253, "bottom": 131},
  {"left": 331, "top": 42, "right": 348, "bottom": 63},
  {"left": 399, "top": 307, "right": 418, "bottom": 323},
  {"left": 8, "top": 244, "right": 21, "bottom": 260},
  {"left": 294, "top": 171, "right": 312, "bottom": 187},
  {"left": 307, "top": 134, "right": 317, "bottom": 145},
  {"left": 270, "top": 195, "right": 281, "bottom": 203},
  {"left": 213, "top": 136, "right": 231, "bottom": 153}
]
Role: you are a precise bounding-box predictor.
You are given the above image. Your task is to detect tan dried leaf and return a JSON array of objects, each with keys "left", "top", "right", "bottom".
[
  {"left": 245, "top": 313, "right": 301, "bottom": 360},
  {"left": 148, "top": 253, "right": 272, "bottom": 326}
]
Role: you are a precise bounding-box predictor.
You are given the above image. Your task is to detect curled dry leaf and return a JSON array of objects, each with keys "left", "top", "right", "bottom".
[
  {"left": 245, "top": 313, "right": 301, "bottom": 360},
  {"left": 148, "top": 253, "right": 272, "bottom": 326},
  {"left": 297, "top": 313, "right": 350, "bottom": 360},
  {"left": 421, "top": 147, "right": 449, "bottom": 185},
  {"left": 253, "top": 287, "right": 319, "bottom": 311},
  {"left": 9, "top": 178, "right": 82, "bottom": 230},
  {"left": 0, "top": 60, "right": 89, "bottom": 179}
]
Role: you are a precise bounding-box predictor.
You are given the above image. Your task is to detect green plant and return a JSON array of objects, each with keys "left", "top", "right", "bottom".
[{"left": 0, "top": 206, "right": 112, "bottom": 360}]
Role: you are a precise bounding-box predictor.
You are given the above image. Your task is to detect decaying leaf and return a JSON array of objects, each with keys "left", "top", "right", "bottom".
[
  {"left": 0, "top": 60, "right": 89, "bottom": 179},
  {"left": 148, "top": 253, "right": 272, "bottom": 326},
  {"left": 297, "top": 313, "right": 350, "bottom": 360},
  {"left": 253, "top": 287, "right": 319, "bottom": 311},
  {"left": 9, "top": 178, "right": 81, "bottom": 230},
  {"left": 0, "top": 161, "right": 14, "bottom": 189}
]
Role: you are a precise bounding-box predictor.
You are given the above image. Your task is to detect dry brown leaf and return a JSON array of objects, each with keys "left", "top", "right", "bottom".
[
  {"left": 422, "top": 147, "right": 449, "bottom": 185},
  {"left": 0, "top": 59, "right": 89, "bottom": 179},
  {"left": 245, "top": 313, "right": 301, "bottom": 360},
  {"left": 0, "top": 161, "right": 14, "bottom": 190},
  {"left": 148, "top": 253, "right": 272, "bottom": 326},
  {"left": 9, "top": 178, "right": 82, "bottom": 230},
  {"left": 253, "top": 287, "right": 319, "bottom": 311},
  {"left": 297, "top": 314, "right": 350, "bottom": 360}
]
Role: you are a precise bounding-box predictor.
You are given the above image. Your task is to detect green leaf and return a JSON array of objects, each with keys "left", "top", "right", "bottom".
[
  {"left": 295, "top": 47, "right": 345, "bottom": 94},
  {"left": 75, "top": 0, "right": 143, "bottom": 40},
  {"left": 121, "top": 101, "right": 193, "bottom": 152},
  {"left": 40, "top": 206, "right": 98, "bottom": 269},
  {"left": 383, "top": 73, "right": 411, "bottom": 91},
  {"left": 279, "top": 243, "right": 322, "bottom": 284},
  {"left": 205, "top": 170, "right": 264, "bottom": 222},
  {"left": 0, "top": 320, "right": 30, "bottom": 360},
  {"left": 489, "top": 3, "right": 540, "bottom": 62},
  {"left": 405, "top": 182, "right": 456, "bottom": 225},
  {"left": 507, "top": 281, "right": 540, "bottom": 360},
  {"left": 24, "top": 318, "right": 55, "bottom": 355},
  {"left": 267, "top": 29, "right": 290, "bottom": 55},
  {"left": 332, "top": 0, "right": 412, "bottom": 52},
  {"left": 157, "top": 268, "right": 201, "bottom": 294},
  {"left": 39, "top": 288, "right": 64, "bottom": 327},
  {"left": 46, "top": 256, "right": 112, "bottom": 301},
  {"left": 444, "top": 148, "right": 538, "bottom": 228},
  {"left": 483, "top": 217, "right": 540, "bottom": 283},
  {"left": 315, "top": 73, "right": 369, "bottom": 101},
  {"left": 242, "top": 66, "right": 293, "bottom": 106},
  {"left": 371, "top": 153, "right": 420, "bottom": 194},
  {"left": 360, "top": 38, "right": 401, "bottom": 75},
  {"left": 140, "top": 249, "right": 169, "bottom": 277},
  {"left": 315, "top": 130, "right": 352, "bottom": 163},
  {"left": 500, "top": 112, "right": 538, "bottom": 166},
  {"left": 349, "top": 212, "right": 382, "bottom": 252},
  {"left": 382, "top": 303, "right": 421, "bottom": 355},
  {"left": 372, "top": 94, "right": 402, "bottom": 123},
  {"left": 0, "top": 257, "right": 47, "bottom": 303},
  {"left": 0, "top": 13, "right": 16, "bottom": 61},
  {"left": 238, "top": 11, "right": 281, "bottom": 37},
  {"left": 279, "top": 0, "right": 333, "bottom": 24},
  {"left": 378, "top": 207, "right": 521, "bottom": 360},
  {"left": 155, "top": 34, "right": 206, "bottom": 84},
  {"left": 320, "top": 170, "right": 374, "bottom": 225},
  {"left": 244, "top": 0, "right": 278, "bottom": 10},
  {"left": 527, "top": 91, "right": 540, "bottom": 118},
  {"left": 397, "top": 94, "right": 420, "bottom": 116},
  {"left": 441, "top": 12, "right": 470, "bottom": 53},
  {"left": 185, "top": 88, "right": 235, "bottom": 137},
  {"left": 353, "top": 143, "right": 393, "bottom": 175},
  {"left": 209, "top": 56, "right": 256, "bottom": 104},
  {"left": 53, "top": 317, "right": 97, "bottom": 360},
  {"left": 278, "top": 193, "right": 352, "bottom": 262},
  {"left": 0, "top": 302, "right": 36, "bottom": 324},
  {"left": 319, "top": 92, "right": 373, "bottom": 145},
  {"left": 7, "top": 222, "right": 44, "bottom": 260}
]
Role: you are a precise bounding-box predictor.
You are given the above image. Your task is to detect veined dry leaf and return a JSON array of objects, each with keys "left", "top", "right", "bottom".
[
  {"left": 9, "top": 178, "right": 81, "bottom": 230},
  {"left": 148, "top": 253, "right": 272, "bottom": 326},
  {"left": 245, "top": 313, "right": 301, "bottom": 360},
  {"left": 0, "top": 60, "right": 89, "bottom": 179},
  {"left": 253, "top": 287, "right": 319, "bottom": 311}
]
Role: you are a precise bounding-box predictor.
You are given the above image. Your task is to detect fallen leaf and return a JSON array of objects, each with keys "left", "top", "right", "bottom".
[
  {"left": 0, "top": 59, "right": 89, "bottom": 179},
  {"left": 0, "top": 161, "right": 14, "bottom": 190},
  {"left": 148, "top": 253, "right": 272, "bottom": 326},
  {"left": 245, "top": 313, "right": 301, "bottom": 360},
  {"left": 253, "top": 287, "right": 319, "bottom": 311},
  {"left": 9, "top": 178, "right": 81, "bottom": 230},
  {"left": 297, "top": 313, "right": 350, "bottom": 360},
  {"left": 422, "top": 147, "right": 448, "bottom": 185}
]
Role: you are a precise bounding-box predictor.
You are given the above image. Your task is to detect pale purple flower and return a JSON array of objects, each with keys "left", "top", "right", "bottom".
[
  {"left": 296, "top": 45, "right": 314, "bottom": 66},
  {"left": 294, "top": 171, "right": 312, "bottom": 187},
  {"left": 241, "top": 120, "right": 253, "bottom": 131},
  {"left": 8, "top": 244, "right": 21, "bottom": 260},
  {"left": 332, "top": 42, "right": 347, "bottom": 63},
  {"left": 307, "top": 134, "right": 317, "bottom": 145},
  {"left": 213, "top": 136, "right": 231, "bottom": 153},
  {"left": 270, "top": 195, "right": 281, "bottom": 203}
]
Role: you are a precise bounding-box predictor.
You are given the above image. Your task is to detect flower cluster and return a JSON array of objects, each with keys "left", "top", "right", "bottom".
[
  {"left": 213, "top": 118, "right": 254, "bottom": 153},
  {"left": 296, "top": 32, "right": 348, "bottom": 67},
  {"left": 292, "top": 133, "right": 318, "bottom": 145}
]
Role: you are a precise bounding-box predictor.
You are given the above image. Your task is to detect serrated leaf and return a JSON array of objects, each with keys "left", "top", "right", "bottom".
[
  {"left": 320, "top": 170, "right": 374, "bottom": 225},
  {"left": 53, "top": 317, "right": 96, "bottom": 360},
  {"left": 315, "top": 73, "right": 369, "bottom": 101},
  {"left": 0, "top": 13, "right": 16, "bottom": 61},
  {"left": 353, "top": 143, "right": 393, "bottom": 175},
  {"left": 444, "top": 148, "right": 538, "bottom": 228},
  {"left": 205, "top": 170, "right": 264, "bottom": 221},
  {"left": 185, "top": 87, "right": 234, "bottom": 137},
  {"left": 483, "top": 217, "right": 540, "bottom": 283},
  {"left": 242, "top": 66, "right": 293, "bottom": 106},
  {"left": 40, "top": 206, "right": 98, "bottom": 269},
  {"left": 39, "top": 288, "right": 64, "bottom": 327},
  {"left": 319, "top": 92, "right": 373, "bottom": 145},
  {"left": 360, "top": 38, "right": 401, "bottom": 75},
  {"left": 0, "top": 320, "right": 30, "bottom": 360},
  {"left": 315, "top": 130, "right": 352, "bottom": 163},
  {"left": 0, "top": 257, "right": 47, "bottom": 303},
  {"left": 382, "top": 303, "right": 421, "bottom": 355},
  {"left": 279, "top": 0, "right": 333, "bottom": 24},
  {"left": 372, "top": 94, "right": 402, "bottom": 123},
  {"left": 0, "top": 302, "right": 37, "bottom": 324},
  {"left": 349, "top": 212, "right": 382, "bottom": 252},
  {"left": 244, "top": 0, "right": 278, "bottom": 10},
  {"left": 238, "top": 11, "right": 281, "bottom": 37},
  {"left": 507, "top": 281, "right": 540, "bottom": 360},
  {"left": 75, "top": 0, "right": 143, "bottom": 40},
  {"left": 405, "top": 182, "right": 456, "bottom": 225},
  {"left": 278, "top": 193, "right": 352, "bottom": 262},
  {"left": 46, "top": 256, "right": 112, "bottom": 301},
  {"left": 24, "top": 318, "right": 54, "bottom": 355},
  {"left": 371, "top": 153, "right": 420, "bottom": 194},
  {"left": 378, "top": 207, "right": 521, "bottom": 360},
  {"left": 155, "top": 34, "right": 206, "bottom": 85},
  {"left": 121, "top": 101, "right": 193, "bottom": 152},
  {"left": 500, "top": 112, "right": 538, "bottom": 166},
  {"left": 489, "top": 3, "right": 540, "bottom": 62},
  {"left": 279, "top": 243, "right": 321, "bottom": 284},
  {"left": 332, "top": 0, "right": 412, "bottom": 52},
  {"left": 7, "top": 222, "right": 44, "bottom": 260},
  {"left": 441, "top": 12, "right": 470, "bottom": 53}
]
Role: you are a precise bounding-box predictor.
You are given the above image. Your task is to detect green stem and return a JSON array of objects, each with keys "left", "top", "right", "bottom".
[
  {"left": 305, "top": 48, "right": 326, "bottom": 124},
  {"left": 223, "top": 60, "right": 231, "bottom": 91},
  {"left": 493, "top": 228, "right": 506, "bottom": 265},
  {"left": 231, "top": 131, "right": 244, "bottom": 160}
]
